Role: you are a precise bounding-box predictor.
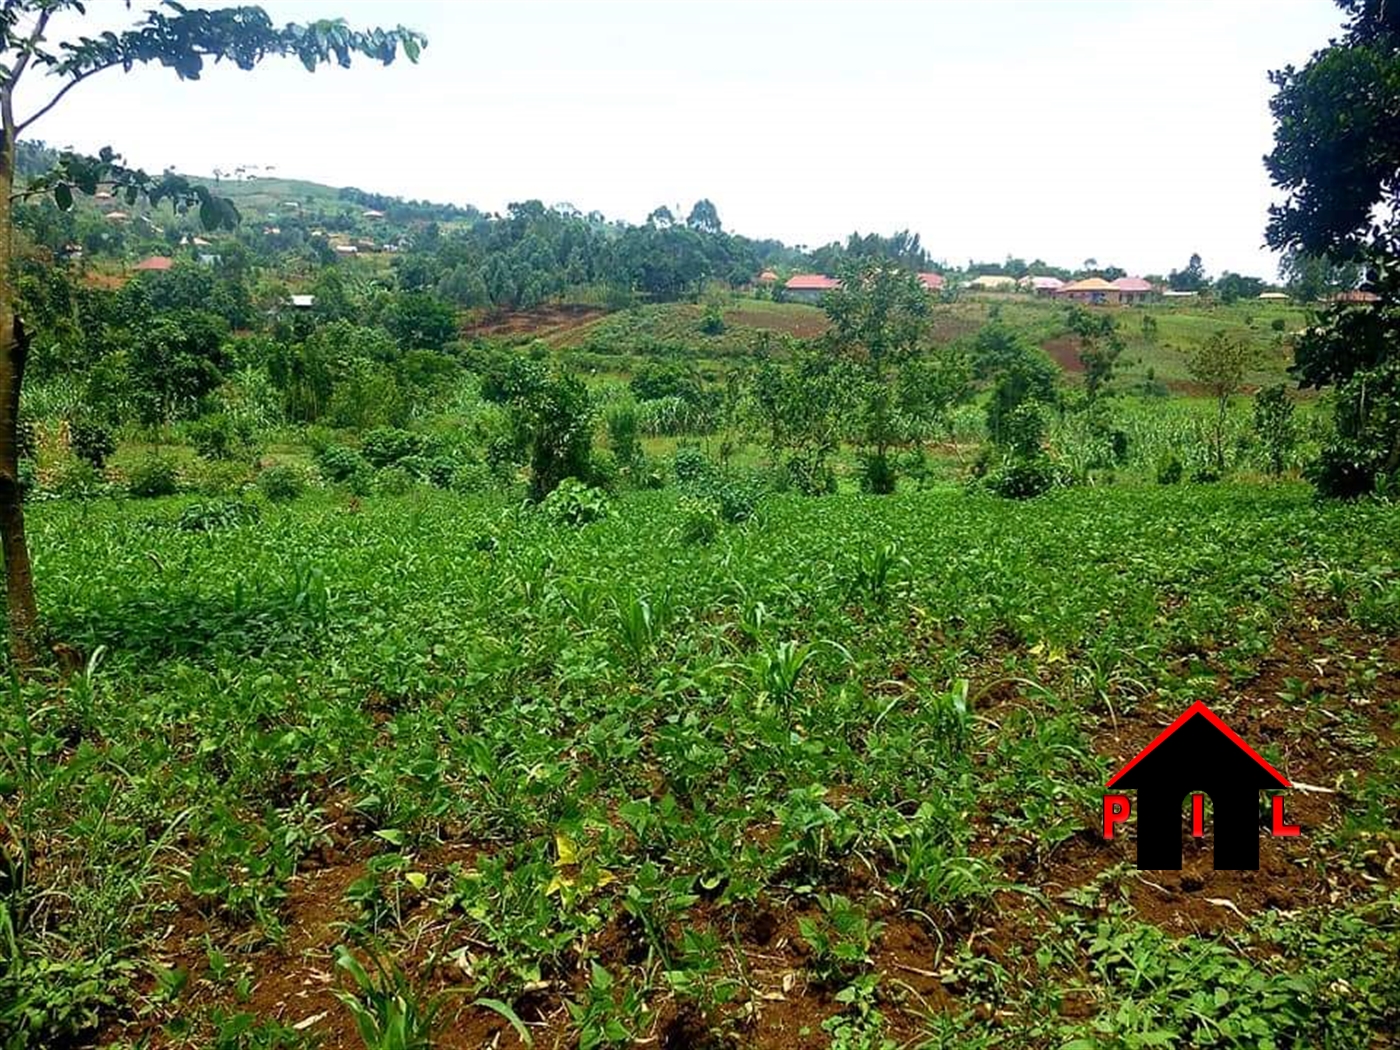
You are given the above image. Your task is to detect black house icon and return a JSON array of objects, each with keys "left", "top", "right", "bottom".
[{"left": 1107, "top": 701, "right": 1290, "bottom": 869}]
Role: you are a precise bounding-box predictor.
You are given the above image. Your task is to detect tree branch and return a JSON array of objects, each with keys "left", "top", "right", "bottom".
[
  {"left": 2, "top": 6, "right": 50, "bottom": 134},
  {"left": 15, "top": 59, "right": 112, "bottom": 135}
]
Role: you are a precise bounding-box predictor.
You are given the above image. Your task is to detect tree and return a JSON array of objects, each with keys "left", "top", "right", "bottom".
[
  {"left": 1253, "top": 384, "right": 1297, "bottom": 476},
  {"left": 1278, "top": 249, "right": 1359, "bottom": 303},
  {"left": 1264, "top": 0, "right": 1400, "bottom": 496},
  {"left": 0, "top": 4, "right": 424, "bottom": 663},
  {"left": 686, "top": 199, "right": 722, "bottom": 235},
  {"left": 822, "top": 261, "right": 931, "bottom": 492},
  {"left": 1064, "top": 305, "right": 1123, "bottom": 401},
  {"left": 1168, "top": 253, "right": 1208, "bottom": 292},
  {"left": 1188, "top": 330, "right": 1254, "bottom": 473},
  {"left": 1214, "top": 272, "right": 1267, "bottom": 304}
]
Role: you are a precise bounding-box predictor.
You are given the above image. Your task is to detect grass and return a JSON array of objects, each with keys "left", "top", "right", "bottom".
[{"left": 3, "top": 479, "right": 1398, "bottom": 1048}]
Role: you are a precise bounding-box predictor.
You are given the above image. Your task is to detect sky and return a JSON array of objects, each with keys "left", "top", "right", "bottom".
[{"left": 19, "top": 0, "right": 1345, "bottom": 279}]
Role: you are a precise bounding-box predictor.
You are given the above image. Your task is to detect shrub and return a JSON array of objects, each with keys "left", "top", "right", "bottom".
[
  {"left": 679, "top": 495, "right": 722, "bottom": 544},
  {"left": 700, "top": 302, "right": 725, "bottom": 336},
  {"left": 672, "top": 444, "right": 710, "bottom": 485},
  {"left": 448, "top": 461, "right": 493, "bottom": 493},
  {"left": 588, "top": 449, "right": 620, "bottom": 492},
  {"left": 858, "top": 451, "right": 897, "bottom": 495},
  {"left": 69, "top": 417, "right": 116, "bottom": 469},
  {"left": 189, "top": 413, "right": 257, "bottom": 461},
  {"left": 375, "top": 466, "right": 417, "bottom": 496},
  {"left": 177, "top": 498, "right": 261, "bottom": 532},
  {"left": 361, "top": 427, "right": 430, "bottom": 468},
  {"left": 185, "top": 459, "right": 253, "bottom": 496},
  {"left": 17, "top": 458, "right": 37, "bottom": 497},
  {"left": 423, "top": 455, "right": 463, "bottom": 489},
  {"left": 51, "top": 460, "right": 103, "bottom": 498},
  {"left": 985, "top": 456, "right": 1059, "bottom": 499},
  {"left": 779, "top": 450, "right": 837, "bottom": 497},
  {"left": 256, "top": 464, "right": 305, "bottom": 503},
  {"left": 1271, "top": 317, "right": 1287, "bottom": 332},
  {"left": 605, "top": 401, "right": 640, "bottom": 466},
  {"left": 540, "top": 477, "right": 609, "bottom": 526},
  {"left": 127, "top": 456, "right": 179, "bottom": 498},
  {"left": 1253, "top": 384, "right": 1297, "bottom": 477},
  {"left": 314, "top": 444, "right": 370, "bottom": 484},
  {"left": 1156, "top": 454, "right": 1184, "bottom": 485}
]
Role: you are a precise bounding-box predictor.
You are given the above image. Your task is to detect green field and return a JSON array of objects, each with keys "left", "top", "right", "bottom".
[{"left": 7, "top": 482, "right": 1398, "bottom": 1049}]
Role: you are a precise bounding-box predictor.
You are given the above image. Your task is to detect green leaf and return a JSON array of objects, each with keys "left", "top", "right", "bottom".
[
  {"left": 53, "top": 183, "right": 73, "bottom": 211},
  {"left": 473, "top": 998, "right": 533, "bottom": 1047},
  {"left": 199, "top": 199, "right": 219, "bottom": 230}
]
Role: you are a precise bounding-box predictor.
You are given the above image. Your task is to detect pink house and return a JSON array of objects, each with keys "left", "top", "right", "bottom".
[
  {"left": 917, "top": 272, "right": 945, "bottom": 292},
  {"left": 1112, "top": 276, "right": 1157, "bottom": 305}
]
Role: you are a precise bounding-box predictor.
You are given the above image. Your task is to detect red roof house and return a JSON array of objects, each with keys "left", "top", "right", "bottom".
[
  {"left": 134, "top": 256, "right": 174, "bottom": 272},
  {"left": 917, "top": 272, "right": 945, "bottom": 292},
  {"left": 784, "top": 273, "right": 841, "bottom": 303}
]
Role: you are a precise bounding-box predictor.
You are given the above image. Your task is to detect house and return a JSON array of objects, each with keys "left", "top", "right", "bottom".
[
  {"left": 1161, "top": 289, "right": 1198, "bottom": 299},
  {"left": 94, "top": 190, "right": 113, "bottom": 201},
  {"left": 1257, "top": 291, "right": 1290, "bottom": 302},
  {"left": 362, "top": 209, "right": 386, "bottom": 219},
  {"left": 967, "top": 274, "right": 1016, "bottom": 292},
  {"left": 1107, "top": 701, "right": 1290, "bottom": 870},
  {"left": 784, "top": 273, "right": 840, "bottom": 304},
  {"left": 1056, "top": 277, "right": 1120, "bottom": 305},
  {"left": 104, "top": 211, "right": 128, "bottom": 222},
  {"left": 133, "top": 256, "right": 174, "bottom": 272},
  {"left": 334, "top": 244, "right": 359, "bottom": 255},
  {"left": 917, "top": 272, "right": 945, "bottom": 292},
  {"left": 756, "top": 270, "right": 779, "bottom": 286},
  {"left": 1332, "top": 290, "right": 1380, "bottom": 303},
  {"left": 1022, "top": 275, "right": 1064, "bottom": 297},
  {"left": 1112, "top": 277, "right": 1156, "bottom": 305},
  {"left": 289, "top": 294, "right": 316, "bottom": 309}
]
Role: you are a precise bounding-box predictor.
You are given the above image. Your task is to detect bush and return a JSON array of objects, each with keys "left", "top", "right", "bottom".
[
  {"left": 858, "top": 451, "right": 897, "bottom": 495},
  {"left": 314, "top": 444, "right": 370, "bottom": 484},
  {"left": 679, "top": 495, "right": 722, "bottom": 544},
  {"left": 256, "top": 464, "right": 305, "bottom": 503},
  {"left": 1271, "top": 317, "right": 1287, "bottom": 332},
  {"left": 127, "top": 456, "right": 179, "bottom": 498},
  {"left": 448, "top": 461, "right": 493, "bottom": 493},
  {"left": 985, "top": 456, "right": 1059, "bottom": 499},
  {"left": 360, "top": 427, "right": 430, "bottom": 468},
  {"left": 1156, "top": 454, "right": 1184, "bottom": 485},
  {"left": 778, "top": 450, "right": 837, "bottom": 497},
  {"left": 188, "top": 413, "right": 257, "bottom": 461},
  {"left": 375, "top": 466, "right": 417, "bottom": 496},
  {"left": 672, "top": 444, "right": 710, "bottom": 485},
  {"left": 605, "top": 401, "right": 640, "bottom": 466},
  {"left": 51, "top": 460, "right": 104, "bottom": 498},
  {"left": 588, "top": 449, "right": 620, "bottom": 492},
  {"left": 540, "top": 477, "right": 609, "bottom": 526},
  {"left": 177, "top": 498, "right": 261, "bottom": 532},
  {"left": 17, "top": 458, "right": 37, "bottom": 498},
  {"left": 185, "top": 459, "right": 253, "bottom": 496},
  {"left": 69, "top": 417, "right": 116, "bottom": 469}
]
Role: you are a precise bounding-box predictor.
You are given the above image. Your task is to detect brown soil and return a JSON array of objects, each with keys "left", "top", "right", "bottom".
[
  {"left": 462, "top": 304, "right": 608, "bottom": 344},
  {"left": 96, "top": 612, "right": 1399, "bottom": 1048},
  {"left": 1042, "top": 335, "right": 1086, "bottom": 373}
]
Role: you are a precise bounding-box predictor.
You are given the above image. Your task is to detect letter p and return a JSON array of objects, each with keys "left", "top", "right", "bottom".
[{"left": 1103, "top": 794, "right": 1131, "bottom": 839}]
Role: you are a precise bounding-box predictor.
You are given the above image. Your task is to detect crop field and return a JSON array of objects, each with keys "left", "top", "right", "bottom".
[{"left": 7, "top": 483, "right": 1399, "bottom": 1049}]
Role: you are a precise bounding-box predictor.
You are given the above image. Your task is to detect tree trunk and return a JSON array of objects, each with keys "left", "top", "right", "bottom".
[{"left": 0, "top": 127, "right": 43, "bottom": 666}]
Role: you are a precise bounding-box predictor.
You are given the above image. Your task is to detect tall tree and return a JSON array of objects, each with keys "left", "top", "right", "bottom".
[
  {"left": 685, "top": 198, "right": 722, "bottom": 235},
  {"left": 1168, "top": 252, "right": 1208, "bottom": 292},
  {"left": 0, "top": 4, "right": 424, "bottom": 664},
  {"left": 822, "top": 260, "right": 931, "bottom": 492},
  {"left": 1264, "top": 0, "right": 1400, "bottom": 496}
]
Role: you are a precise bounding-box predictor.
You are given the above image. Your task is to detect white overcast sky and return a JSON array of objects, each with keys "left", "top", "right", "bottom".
[{"left": 20, "top": 0, "right": 1343, "bottom": 278}]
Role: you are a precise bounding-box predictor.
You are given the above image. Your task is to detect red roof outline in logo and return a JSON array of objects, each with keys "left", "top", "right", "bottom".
[{"left": 1105, "top": 700, "right": 1290, "bottom": 789}]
